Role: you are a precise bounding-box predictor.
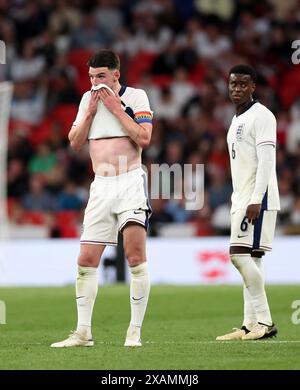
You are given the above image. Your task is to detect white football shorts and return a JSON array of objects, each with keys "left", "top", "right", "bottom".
[
  {"left": 230, "top": 209, "right": 277, "bottom": 251},
  {"left": 80, "top": 167, "right": 152, "bottom": 246}
]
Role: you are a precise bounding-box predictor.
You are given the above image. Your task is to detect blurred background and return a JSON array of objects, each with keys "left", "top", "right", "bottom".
[{"left": 0, "top": 0, "right": 300, "bottom": 285}]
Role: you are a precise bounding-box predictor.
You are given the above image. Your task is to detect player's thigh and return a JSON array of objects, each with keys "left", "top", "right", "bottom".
[
  {"left": 230, "top": 209, "right": 277, "bottom": 252},
  {"left": 81, "top": 178, "right": 118, "bottom": 246},
  {"left": 257, "top": 210, "right": 277, "bottom": 251},
  {"left": 122, "top": 223, "right": 147, "bottom": 266},
  {"left": 78, "top": 243, "right": 106, "bottom": 267},
  {"left": 230, "top": 209, "right": 253, "bottom": 249}
]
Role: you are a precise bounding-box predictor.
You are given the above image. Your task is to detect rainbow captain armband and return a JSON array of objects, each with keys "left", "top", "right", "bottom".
[{"left": 134, "top": 111, "right": 153, "bottom": 124}]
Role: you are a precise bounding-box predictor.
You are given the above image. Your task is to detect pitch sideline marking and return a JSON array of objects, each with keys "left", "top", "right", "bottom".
[{"left": 144, "top": 340, "right": 300, "bottom": 344}]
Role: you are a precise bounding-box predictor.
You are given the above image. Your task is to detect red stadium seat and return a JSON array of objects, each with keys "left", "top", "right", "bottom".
[
  {"left": 68, "top": 48, "right": 94, "bottom": 95},
  {"left": 9, "top": 120, "right": 34, "bottom": 138},
  {"left": 151, "top": 75, "right": 172, "bottom": 88},
  {"left": 280, "top": 67, "right": 300, "bottom": 109},
  {"left": 55, "top": 210, "right": 79, "bottom": 226},
  {"left": 68, "top": 48, "right": 94, "bottom": 74},
  {"left": 75, "top": 73, "right": 91, "bottom": 95},
  {"left": 29, "top": 118, "right": 52, "bottom": 146},
  {"left": 51, "top": 104, "right": 78, "bottom": 137},
  {"left": 126, "top": 51, "right": 158, "bottom": 86},
  {"left": 55, "top": 211, "right": 79, "bottom": 238},
  {"left": 21, "top": 211, "right": 46, "bottom": 225},
  {"left": 188, "top": 61, "right": 206, "bottom": 85}
]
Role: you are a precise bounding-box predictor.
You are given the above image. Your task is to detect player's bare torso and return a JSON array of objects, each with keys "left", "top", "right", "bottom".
[{"left": 89, "top": 136, "right": 141, "bottom": 176}]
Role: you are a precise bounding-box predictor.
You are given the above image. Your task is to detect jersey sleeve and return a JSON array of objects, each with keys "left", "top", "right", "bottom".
[
  {"left": 72, "top": 92, "right": 89, "bottom": 127},
  {"left": 253, "top": 109, "right": 277, "bottom": 148},
  {"left": 132, "top": 89, "right": 153, "bottom": 125}
]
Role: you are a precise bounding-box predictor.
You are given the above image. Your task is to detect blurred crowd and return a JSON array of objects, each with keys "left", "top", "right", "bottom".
[{"left": 1, "top": 0, "right": 300, "bottom": 238}]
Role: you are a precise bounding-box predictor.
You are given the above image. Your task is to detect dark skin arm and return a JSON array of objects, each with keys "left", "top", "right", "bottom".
[{"left": 246, "top": 204, "right": 261, "bottom": 225}]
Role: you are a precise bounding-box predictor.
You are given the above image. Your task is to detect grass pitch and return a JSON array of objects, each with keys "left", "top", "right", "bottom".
[{"left": 0, "top": 285, "right": 299, "bottom": 370}]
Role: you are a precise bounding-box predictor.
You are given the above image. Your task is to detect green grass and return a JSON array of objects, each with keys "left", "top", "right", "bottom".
[{"left": 0, "top": 285, "right": 299, "bottom": 370}]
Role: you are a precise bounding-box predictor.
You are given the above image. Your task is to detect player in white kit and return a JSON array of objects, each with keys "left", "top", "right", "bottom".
[
  {"left": 51, "top": 50, "right": 153, "bottom": 348},
  {"left": 216, "top": 65, "right": 280, "bottom": 341}
]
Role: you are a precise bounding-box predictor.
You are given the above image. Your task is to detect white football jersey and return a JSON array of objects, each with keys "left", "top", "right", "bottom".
[
  {"left": 73, "top": 85, "right": 153, "bottom": 139},
  {"left": 227, "top": 101, "right": 280, "bottom": 213}
]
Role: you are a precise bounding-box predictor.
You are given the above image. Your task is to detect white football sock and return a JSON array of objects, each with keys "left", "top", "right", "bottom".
[
  {"left": 76, "top": 265, "right": 98, "bottom": 339},
  {"left": 231, "top": 254, "right": 272, "bottom": 326},
  {"left": 129, "top": 262, "right": 150, "bottom": 329},
  {"left": 242, "top": 257, "right": 264, "bottom": 330},
  {"left": 243, "top": 284, "right": 257, "bottom": 330},
  {"left": 253, "top": 257, "right": 263, "bottom": 279}
]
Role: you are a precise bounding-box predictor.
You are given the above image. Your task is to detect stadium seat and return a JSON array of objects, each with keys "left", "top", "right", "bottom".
[
  {"left": 188, "top": 61, "right": 206, "bottom": 85},
  {"left": 55, "top": 210, "right": 78, "bottom": 225},
  {"left": 21, "top": 211, "right": 46, "bottom": 225},
  {"left": 51, "top": 104, "right": 78, "bottom": 137},
  {"left": 151, "top": 75, "right": 172, "bottom": 88},
  {"left": 9, "top": 119, "right": 33, "bottom": 135},
  {"left": 55, "top": 211, "right": 79, "bottom": 238},
  {"left": 68, "top": 48, "right": 94, "bottom": 74},
  {"left": 68, "top": 48, "right": 94, "bottom": 95},
  {"left": 29, "top": 118, "right": 52, "bottom": 146},
  {"left": 126, "top": 52, "right": 158, "bottom": 86},
  {"left": 280, "top": 68, "right": 300, "bottom": 109}
]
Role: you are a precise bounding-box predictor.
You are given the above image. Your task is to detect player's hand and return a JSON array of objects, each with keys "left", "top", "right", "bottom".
[
  {"left": 87, "top": 90, "right": 100, "bottom": 116},
  {"left": 246, "top": 204, "right": 261, "bottom": 225},
  {"left": 98, "top": 87, "right": 121, "bottom": 114}
]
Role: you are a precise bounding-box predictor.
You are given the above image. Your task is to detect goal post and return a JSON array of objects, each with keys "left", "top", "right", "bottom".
[{"left": 0, "top": 81, "right": 13, "bottom": 240}]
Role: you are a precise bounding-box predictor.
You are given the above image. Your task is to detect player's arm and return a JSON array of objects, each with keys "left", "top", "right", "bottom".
[
  {"left": 247, "top": 112, "right": 277, "bottom": 224},
  {"left": 68, "top": 91, "right": 99, "bottom": 151},
  {"left": 111, "top": 108, "right": 152, "bottom": 148},
  {"left": 247, "top": 144, "right": 276, "bottom": 223},
  {"left": 98, "top": 88, "right": 152, "bottom": 148}
]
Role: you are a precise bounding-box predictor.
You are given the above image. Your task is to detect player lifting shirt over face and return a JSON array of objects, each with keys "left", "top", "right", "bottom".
[{"left": 51, "top": 49, "right": 153, "bottom": 348}]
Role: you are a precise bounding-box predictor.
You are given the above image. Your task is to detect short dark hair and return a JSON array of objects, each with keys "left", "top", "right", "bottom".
[
  {"left": 229, "top": 64, "right": 257, "bottom": 83},
  {"left": 87, "top": 50, "right": 120, "bottom": 70}
]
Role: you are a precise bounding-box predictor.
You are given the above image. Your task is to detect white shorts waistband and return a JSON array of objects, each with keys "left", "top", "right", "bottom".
[{"left": 95, "top": 167, "right": 145, "bottom": 181}]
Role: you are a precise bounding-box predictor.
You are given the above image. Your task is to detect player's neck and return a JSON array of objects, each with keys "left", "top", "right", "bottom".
[
  {"left": 114, "top": 82, "right": 122, "bottom": 94},
  {"left": 235, "top": 99, "right": 254, "bottom": 116}
]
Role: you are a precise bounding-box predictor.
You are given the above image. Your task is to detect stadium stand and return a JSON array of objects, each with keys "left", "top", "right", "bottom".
[{"left": 1, "top": 0, "right": 300, "bottom": 238}]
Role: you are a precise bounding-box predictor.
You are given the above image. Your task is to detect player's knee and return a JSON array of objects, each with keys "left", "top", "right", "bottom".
[
  {"left": 127, "top": 253, "right": 144, "bottom": 267},
  {"left": 230, "top": 254, "right": 248, "bottom": 271},
  {"left": 124, "top": 244, "right": 145, "bottom": 267},
  {"left": 230, "top": 254, "right": 240, "bottom": 269},
  {"left": 78, "top": 253, "right": 98, "bottom": 267}
]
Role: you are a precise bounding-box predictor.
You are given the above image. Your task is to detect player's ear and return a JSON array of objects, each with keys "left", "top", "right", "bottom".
[
  {"left": 251, "top": 82, "right": 256, "bottom": 94},
  {"left": 114, "top": 69, "right": 120, "bottom": 81}
]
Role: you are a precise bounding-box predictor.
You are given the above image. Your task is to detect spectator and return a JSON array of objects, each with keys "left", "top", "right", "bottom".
[
  {"left": 7, "top": 158, "right": 29, "bottom": 198},
  {"left": 28, "top": 143, "right": 57, "bottom": 174},
  {"left": 11, "top": 81, "right": 46, "bottom": 125},
  {"left": 2, "top": 0, "right": 300, "bottom": 238},
  {"left": 57, "top": 181, "right": 83, "bottom": 211},
  {"left": 22, "top": 174, "right": 56, "bottom": 211},
  {"left": 10, "top": 39, "right": 46, "bottom": 82}
]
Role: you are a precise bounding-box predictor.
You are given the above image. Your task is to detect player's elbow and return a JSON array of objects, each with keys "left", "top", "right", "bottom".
[
  {"left": 138, "top": 124, "right": 152, "bottom": 149},
  {"left": 138, "top": 135, "right": 151, "bottom": 149},
  {"left": 68, "top": 130, "right": 84, "bottom": 151},
  {"left": 138, "top": 140, "right": 150, "bottom": 149},
  {"left": 68, "top": 129, "right": 75, "bottom": 145},
  {"left": 70, "top": 139, "right": 83, "bottom": 152}
]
